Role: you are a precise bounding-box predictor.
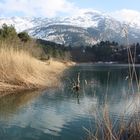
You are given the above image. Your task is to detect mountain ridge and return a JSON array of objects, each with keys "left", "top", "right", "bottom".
[{"left": 0, "top": 10, "right": 140, "bottom": 46}]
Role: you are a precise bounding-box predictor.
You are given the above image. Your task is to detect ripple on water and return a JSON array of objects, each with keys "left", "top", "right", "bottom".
[{"left": 0, "top": 64, "right": 140, "bottom": 140}]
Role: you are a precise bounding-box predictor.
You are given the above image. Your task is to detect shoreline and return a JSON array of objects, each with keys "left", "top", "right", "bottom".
[{"left": 0, "top": 60, "right": 75, "bottom": 95}]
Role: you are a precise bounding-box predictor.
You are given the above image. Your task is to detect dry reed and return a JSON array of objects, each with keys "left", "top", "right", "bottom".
[
  {"left": 0, "top": 42, "right": 68, "bottom": 93},
  {"left": 86, "top": 23, "right": 140, "bottom": 140}
]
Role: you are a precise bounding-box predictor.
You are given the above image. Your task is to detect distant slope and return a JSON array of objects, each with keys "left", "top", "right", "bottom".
[{"left": 1, "top": 10, "right": 140, "bottom": 46}]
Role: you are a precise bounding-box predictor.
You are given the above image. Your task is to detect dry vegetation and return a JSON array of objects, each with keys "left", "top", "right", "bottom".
[
  {"left": 86, "top": 102, "right": 140, "bottom": 140},
  {"left": 0, "top": 42, "right": 72, "bottom": 94},
  {"left": 84, "top": 25, "right": 140, "bottom": 140},
  {"left": 86, "top": 71, "right": 140, "bottom": 140}
]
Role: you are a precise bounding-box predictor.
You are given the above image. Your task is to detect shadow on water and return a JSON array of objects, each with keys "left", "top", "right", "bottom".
[{"left": 0, "top": 90, "right": 41, "bottom": 121}]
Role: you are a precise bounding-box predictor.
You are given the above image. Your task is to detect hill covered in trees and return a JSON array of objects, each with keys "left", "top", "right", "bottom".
[
  {"left": 0, "top": 24, "right": 70, "bottom": 61},
  {"left": 69, "top": 41, "right": 140, "bottom": 63},
  {"left": 0, "top": 24, "right": 140, "bottom": 64}
]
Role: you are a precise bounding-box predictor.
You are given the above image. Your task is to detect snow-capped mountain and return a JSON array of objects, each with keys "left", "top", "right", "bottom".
[{"left": 0, "top": 10, "right": 140, "bottom": 46}]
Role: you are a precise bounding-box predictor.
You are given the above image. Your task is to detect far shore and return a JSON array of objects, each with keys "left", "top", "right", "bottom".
[{"left": 76, "top": 61, "right": 140, "bottom": 66}]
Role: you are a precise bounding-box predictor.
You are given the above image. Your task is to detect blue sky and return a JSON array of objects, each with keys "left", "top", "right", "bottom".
[
  {"left": 69, "top": 0, "right": 140, "bottom": 12},
  {"left": 0, "top": 0, "right": 139, "bottom": 18}
]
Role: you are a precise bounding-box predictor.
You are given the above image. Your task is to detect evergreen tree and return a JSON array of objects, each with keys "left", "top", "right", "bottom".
[
  {"left": 0, "top": 24, "right": 18, "bottom": 41},
  {"left": 18, "top": 32, "right": 30, "bottom": 42}
]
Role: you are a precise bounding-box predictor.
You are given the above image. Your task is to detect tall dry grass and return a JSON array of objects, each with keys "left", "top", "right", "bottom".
[
  {"left": 85, "top": 21, "right": 140, "bottom": 140},
  {"left": 86, "top": 102, "right": 140, "bottom": 140},
  {"left": 0, "top": 42, "right": 67, "bottom": 93}
]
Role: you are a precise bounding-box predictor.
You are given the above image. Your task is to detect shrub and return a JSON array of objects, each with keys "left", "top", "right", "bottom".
[{"left": 18, "top": 32, "right": 30, "bottom": 42}]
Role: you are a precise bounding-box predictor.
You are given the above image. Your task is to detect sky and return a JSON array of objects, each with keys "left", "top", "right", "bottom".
[
  {"left": 69, "top": 0, "right": 140, "bottom": 12},
  {"left": 0, "top": 0, "right": 140, "bottom": 21}
]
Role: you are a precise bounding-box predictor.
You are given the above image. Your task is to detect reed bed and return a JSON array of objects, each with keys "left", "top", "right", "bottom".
[
  {"left": 0, "top": 42, "right": 68, "bottom": 93},
  {"left": 86, "top": 101, "right": 140, "bottom": 140}
]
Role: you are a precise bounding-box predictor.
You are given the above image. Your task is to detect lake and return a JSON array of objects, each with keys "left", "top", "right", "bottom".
[{"left": 0, "top": 64, "right": 140, "bottom": 140}]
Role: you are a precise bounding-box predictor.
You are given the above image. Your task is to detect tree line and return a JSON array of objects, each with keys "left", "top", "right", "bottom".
[
  {"left": 1, "top": 24, "right": 140, "bottom": 63},
  {"left": 0, "top": 24, "right": 70, "bottom": 61},
  {"left": 69, "top": 40, "right": 140, "bottom": 63}
]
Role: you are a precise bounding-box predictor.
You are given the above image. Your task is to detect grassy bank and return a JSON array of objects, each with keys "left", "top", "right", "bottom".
[{"left": 0, "top": 45, "right": 73, "bottom": 94}]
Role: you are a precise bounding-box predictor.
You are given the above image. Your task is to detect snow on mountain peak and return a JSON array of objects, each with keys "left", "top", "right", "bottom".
[
  {"left": 0, "top": 9, "right": 140, "bottom": 46},
  {"left": 110, "top": 9, "right": 140, "bottom": 28},
  {"left": 0, "top": 16, "right": 34, "bottom": 32}
]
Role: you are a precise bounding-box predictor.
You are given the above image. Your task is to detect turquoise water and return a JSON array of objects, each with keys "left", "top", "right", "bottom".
[{"left": 0, "top": 64, "right": 139, "bottom": 140}]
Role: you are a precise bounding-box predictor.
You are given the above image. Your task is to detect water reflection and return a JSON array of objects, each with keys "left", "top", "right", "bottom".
[
  {"left": 65, "top": 65, "right": 140, "bottom": 118},
  {"left": 0, "top": 87, "right": 97, "bottom": 139},
  {"left": 0, "top": 64, "right": 140, "bottom": 140},
  {"left": 0, "top": 91, "right": 41, "bottom": 121},
  {"left": 110, "top": 93, "right": 140, "bottom": 117}
]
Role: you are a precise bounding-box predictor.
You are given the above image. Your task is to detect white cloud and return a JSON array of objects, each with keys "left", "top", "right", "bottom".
[
  {"left": 1, "top": 0, "right": 140, "bottom": 27},
  {"left": 0, "top": 0, "right": 78, "bottom": 17},
  {"left": 74, "top": 8, "right": 101, "bottom": 16},
  {"left": 110, "top": 9, "right": 140, "bottom": 25}
]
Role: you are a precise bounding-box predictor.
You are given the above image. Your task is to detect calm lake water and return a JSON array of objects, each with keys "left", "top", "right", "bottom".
[{"left": 0, "top": 64, "right": 140, "bottom": 140}]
